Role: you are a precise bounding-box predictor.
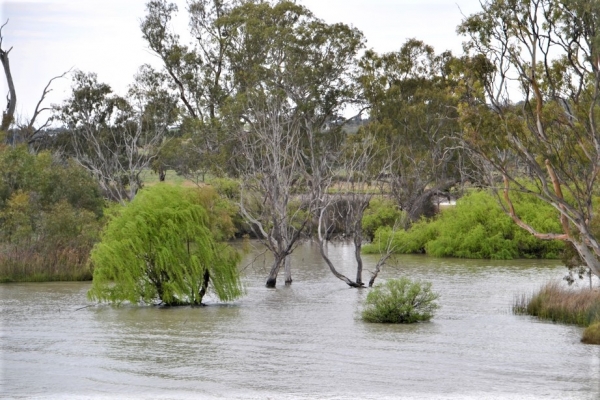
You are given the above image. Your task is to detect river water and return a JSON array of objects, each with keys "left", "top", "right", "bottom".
[{"left": 2, "top": 241, "right": 599, "bottom": 399}]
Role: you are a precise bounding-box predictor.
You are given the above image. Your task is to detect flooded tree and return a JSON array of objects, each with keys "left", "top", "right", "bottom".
[
  {"left": 315, "top": 130, "right": 396, "bottom": 288},
  {"left": 88, "top": 184, "right": 243, "bottom": 306},
  {"left": 219, "top": 0, "right": 364, "bottom": 287}
]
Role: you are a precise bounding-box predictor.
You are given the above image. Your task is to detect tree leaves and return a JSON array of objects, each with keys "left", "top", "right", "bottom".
[{"left": 88, "top": 184, "right": 243, "bottom": 306}]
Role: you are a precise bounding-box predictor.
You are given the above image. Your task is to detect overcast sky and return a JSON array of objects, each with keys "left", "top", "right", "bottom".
[{"left": 1, "top": 0, "right": 482, "bottom": 123}]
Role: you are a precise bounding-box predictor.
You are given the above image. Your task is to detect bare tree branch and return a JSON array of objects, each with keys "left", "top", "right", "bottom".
[{"left": 0, "top": 19, "right": 16, "bottom": 132}]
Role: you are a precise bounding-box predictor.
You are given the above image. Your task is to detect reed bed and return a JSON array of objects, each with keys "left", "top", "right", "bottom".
[
  {"left": 0, "top": 244, "right": 93, "bottom": 282},
  {"left": 514, "top": 281, "right": 600, "bottom": 327}
]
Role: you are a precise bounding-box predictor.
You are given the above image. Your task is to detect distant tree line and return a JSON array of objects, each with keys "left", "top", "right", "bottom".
[{"left": 1, "top": 0, "right": 600, "bottom": 288}]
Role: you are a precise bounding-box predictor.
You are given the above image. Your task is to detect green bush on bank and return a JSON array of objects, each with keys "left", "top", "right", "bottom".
[
  {"left": 362, "top": 277, "right": 439, "bottom": 323},
  {"left": 364, "top": 190, "right": 565, "bottom": 260},
  {"left": 362, "top": 197, "right": 404, "bottom": 241}
]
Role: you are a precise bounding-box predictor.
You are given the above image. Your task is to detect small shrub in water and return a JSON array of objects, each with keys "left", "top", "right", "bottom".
[
  {"left": 362, "top": 277, "right": 439, "bottom": 323},
  {"left": 582, "top": 322, "right": 600, "bottom": 345}
]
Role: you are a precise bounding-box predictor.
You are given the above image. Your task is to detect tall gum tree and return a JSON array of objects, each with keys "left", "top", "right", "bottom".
[
  {"left": 358, "top": 40, "right": 466, "bottom": 226},
  {"left": 457, "top": 0, "right": 600, "bottom": 277},
  {"left": 221, "top": 0, "right": 364, "bottom": 287},
  {"left": 141, "top": 0, "right": 240, "bottom": 177},
  {"left": 141, "top": 0, "right": 364, "bottom": 287}
]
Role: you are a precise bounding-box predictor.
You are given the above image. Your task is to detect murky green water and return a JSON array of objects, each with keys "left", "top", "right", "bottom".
[{"left": 2, "top": 241, "right": 599, "bottom": 399}]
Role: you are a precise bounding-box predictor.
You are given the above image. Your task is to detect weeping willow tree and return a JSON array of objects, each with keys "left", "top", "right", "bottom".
[{"left": 88, "top": 184, "right": 243, "bottom": 306}]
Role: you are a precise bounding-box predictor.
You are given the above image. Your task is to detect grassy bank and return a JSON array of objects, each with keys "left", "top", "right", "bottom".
[
  {"left": 514, "top": 282, "right": 600, "bottom": 344},
  {"left": 0, "top": 245, "right": 93, "bottom": 283}
]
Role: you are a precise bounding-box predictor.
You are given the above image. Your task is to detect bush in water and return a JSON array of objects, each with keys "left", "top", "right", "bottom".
[
  {"left": 582, "top": 322, "right": 600, "bottom": 345},
  {"left": 362, "top": 277, "right": 439, "bottom": 323}
]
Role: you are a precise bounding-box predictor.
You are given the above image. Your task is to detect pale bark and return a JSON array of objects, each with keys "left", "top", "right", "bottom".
[
  {"left": 237, "top": 96, "right": 307, "bottom": 287},
  {"left": 25, "top": 70, "right": 71, "bottom": 145},
  {"left": 459, "top": 0, "right": 600, "bottom": 278},
  {"left": 68, "top": 102, "right": 167, "bottom": 204}
]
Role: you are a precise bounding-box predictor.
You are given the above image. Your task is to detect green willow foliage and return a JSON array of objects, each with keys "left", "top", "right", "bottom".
[
  {"left": 362, "top": 278, "right": 439, "bottom": 323},
  {"left": 88, "top": 184, "right": 243, "bottom": 306},
  {"left": 364, "top": 190, "right": 564, "bottom": 259}
]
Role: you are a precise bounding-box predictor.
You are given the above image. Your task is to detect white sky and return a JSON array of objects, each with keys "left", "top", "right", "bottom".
[{"left": 1, "top": 0, "right": 483, "bottom": 124}]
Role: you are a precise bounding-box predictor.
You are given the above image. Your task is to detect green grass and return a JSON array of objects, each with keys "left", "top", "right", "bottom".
[
  {"left": 141, "top": 168, "right": 221, "bottom": 187},
  {"left": 140, "top": 169, "right": 194, "bottom": 186}
]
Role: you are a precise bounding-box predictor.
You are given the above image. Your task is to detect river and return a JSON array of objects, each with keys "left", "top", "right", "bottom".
[{"left": 2, "top": 241, "right": 599, "bottom": 399}]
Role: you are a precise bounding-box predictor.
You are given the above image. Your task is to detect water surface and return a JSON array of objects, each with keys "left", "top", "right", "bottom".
[{"left": 2, "top": 241, "right": 599, "bottom": 399}]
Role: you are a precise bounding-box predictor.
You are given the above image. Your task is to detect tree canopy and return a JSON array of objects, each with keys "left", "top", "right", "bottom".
[
  {"left": 457, "top": 0, "right": 600, "bottom": 277},
  {"left": 88, "top": 184, "right": 243, "bottom": 305}
]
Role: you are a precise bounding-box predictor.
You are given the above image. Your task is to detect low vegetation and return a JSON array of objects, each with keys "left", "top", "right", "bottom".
[
  {"left": 513, "top": 282, "right": 600, "bottom": 327},
  {"left": 364, "top": 190, "right": 565, "bottom": 260},
  {"left": 514, "top": 282, "right": 600, "bottom": 344},
  {"left": 362, "top": 277, "right": 439, "bottom": 323},
  {"left": 582, "top": 323, "right": 600, "bottom": 345},
  {"left": 361, "top": 197, "right": 403, "bottom": 241},
  {"left": 0, "top": 146, "right": 105, "bottom": 282}
]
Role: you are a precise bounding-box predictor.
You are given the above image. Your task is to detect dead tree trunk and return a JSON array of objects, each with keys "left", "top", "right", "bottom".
[
  {"left": 0, "top": 20, "right": 16, "bottom": 132},
  {"left": 284, "top": 255, "right": 292, "bottom": 285},
  {"left": 317, "top": 204, "right": 364, "bottom": 288}
]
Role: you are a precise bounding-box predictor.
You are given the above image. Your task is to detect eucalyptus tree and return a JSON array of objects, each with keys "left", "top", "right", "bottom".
[
  {"left": 56, "top": 70, "right": 173, "bottom": 204},
  {"left": 221, "top": 0, "right": 364, "bottom": 287},
  {"left": 358, "top": 40, "right": 465, "bottom": 225},
  {"left": 457, "top": 0, "right": 600, "bottom": 277},
  {"left": 141, "top": 0, "right": 240, "bottom": 177}
]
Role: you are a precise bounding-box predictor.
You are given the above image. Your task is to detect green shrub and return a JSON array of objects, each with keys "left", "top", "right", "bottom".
[
  {"left": 362, "top": 277, "right": 439, "bottom": 323},
  {"left": 366, "top": 190, "right": 565, "bottom": 259},
  {"left": 363, "top": 218, "right": 436, "bottom": 254},
  {"left": 209, "top": 177, "right": 241, "bottom": 200},
  {"left": 0, "top": 146, "right": 104, "bottom": 282},
  {"left": 362, "top": 197, "right": 403, "bottom": 241},
  {"left": 582, "top": 322, "right": 600, "bottom": 345}
]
